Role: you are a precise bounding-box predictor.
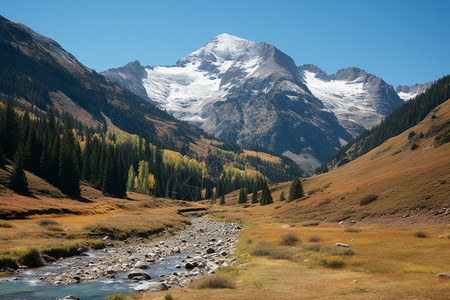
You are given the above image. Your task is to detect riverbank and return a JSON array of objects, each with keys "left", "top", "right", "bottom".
[{"left": 44, "top": 218, "right": 241, "bottom": 290}]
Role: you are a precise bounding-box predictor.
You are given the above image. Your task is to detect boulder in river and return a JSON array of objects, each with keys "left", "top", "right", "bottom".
[
  {"left": 127, "top": 270, "right": 151, "bottom": 280},
  {"left": 134, "top": 281, "right": 169, "bottom": 292}
]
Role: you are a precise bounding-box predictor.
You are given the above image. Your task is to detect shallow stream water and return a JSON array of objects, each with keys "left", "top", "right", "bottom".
[{"left": 0, "top": 249, "right": 191, "bottom": 300}]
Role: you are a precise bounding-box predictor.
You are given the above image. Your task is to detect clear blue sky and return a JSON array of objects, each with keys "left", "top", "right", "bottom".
[{"left": 1, "top": 0, "right": 449, "bottom": 87}]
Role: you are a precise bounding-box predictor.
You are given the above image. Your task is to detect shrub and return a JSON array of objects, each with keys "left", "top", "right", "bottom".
[
  {"left": 345, "top": 227, "right": 362, "bottom": 233},
  {"left": 308, "top": 235, "right": 321, "bottom": 242},
  {"left": 0, "top": 255, "right": 18, "bottom": 269},
  {"left": 164, "top": 293, "right": 174, "bottom": 300},
  {"left": 37, "top": 219, "right": 60, "bottom": 226},
  {"left": 413, "top": 231, "right": 428, "bottom": 238},
  {"left": 20, "top": 248, "right": 45, "bottom": 268},
  {"left": 106, "top": 294, "right": 127, "bottom": 300},
  {"left": 408, "top": 131, "right": 416, "bottom": 139},
  {"left": 303, "top": 244, "right": 322, "bottom": 252},
  {"left": 360, "top": 195, "right": 379, "bottom": 206},
  {"left": 280, "top": 231, "right": 300, "bottom": 246},
  {"left": 194, "top": 275, "right": 236, "bottom": 289},
  {"left": 411, "top": 143, "right": 419, "bottom": 150},
  {"left": 320, "top": 256, "right": 345, "bottom": 269},
  {"left": 0, "top": 220, "right": 13, "bottom": 228}
]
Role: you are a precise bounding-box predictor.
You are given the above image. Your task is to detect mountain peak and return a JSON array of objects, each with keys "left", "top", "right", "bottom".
[{"left": 183, "top": 33, "right": 259, "bottom": 63}]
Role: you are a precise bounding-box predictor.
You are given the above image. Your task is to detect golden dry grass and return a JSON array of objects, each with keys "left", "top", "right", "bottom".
[
  {"left": 0, "top": 172, "right": 202, "bottom": 266},
  {"left": 143, "top": 219, "right": 450, "bottom": 300}
]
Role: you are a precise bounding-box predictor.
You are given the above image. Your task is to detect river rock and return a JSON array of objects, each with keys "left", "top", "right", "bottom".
[
  {"left": 134, "top": 262, "right": 149, "bottom": 269},
  {"left": 136, "top": 281, "right": 169, "bottom": 292},
  {"left": 128, "top": 270, "right": 151, "bottom": 280},
  {"left": 437, "top": 273, "right": 450, "bottom": 278},
  {"left": 335, "top": 243, "right": 350, "bottom": 248},
  {"left": 185, "top": 262, "right": 195, "bottom": 270}
]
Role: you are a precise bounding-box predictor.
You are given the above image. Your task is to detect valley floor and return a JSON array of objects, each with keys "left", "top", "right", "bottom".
[{"left": 144, "top": 209, "right": 450, "bottom": 300}]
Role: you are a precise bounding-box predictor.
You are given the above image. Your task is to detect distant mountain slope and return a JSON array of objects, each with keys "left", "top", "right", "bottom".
[
  {"left": 298, "top": 64, "right": 404, "bottom": 137},
  {"left": 0, "top": 15, "right": 199, "bottom": 150},
  {"left": 396, "top": 81, "right": 435, "bottom": 101},
  {"left": 318, "top": 75, "right": 450, "bottom": 172}
]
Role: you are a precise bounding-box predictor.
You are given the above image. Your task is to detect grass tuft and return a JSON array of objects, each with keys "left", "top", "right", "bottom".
[
  {"left": 413, "top": 231, "right": 428, "bottom": 238},
  {"left": 37, "top": 219, "right": 60, "bottom": 226},
  {"left": 19, "top": 248, "right": 45, "bottom": 268},
  {"left": 193, "top": 275, "right": 236, "bottom": 289},
  {"left": 308, "top": 235, "right": 321, "bottom": 242},
  {"left": 251, "top": 245, "right": 292, "bottom": 260},
  {"left": 280, "top": 231, "right": 300, "bottom": 246},
  {"left": 0, "top": 255, "right": 18, "bottom": 269},
  {"left": 90, "top": 240, "right": 106, "bottom": 250},
  {"left": 164, "top": 293, "right": 174, "bottom": 300}
]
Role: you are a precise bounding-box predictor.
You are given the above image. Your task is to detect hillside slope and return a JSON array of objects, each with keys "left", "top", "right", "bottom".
[{"left": 219, "top": 98, "right": 450, "bottom": 223}]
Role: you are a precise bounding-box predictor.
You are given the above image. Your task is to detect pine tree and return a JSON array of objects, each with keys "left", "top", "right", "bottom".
[
  {"left": 0, "top": 101, "right": 22, "bottom": 159},
  {"left": 127, "top": 165, "right": 137, "bottom": 191},
  {"left": 279, "top": 191, "right": 285, "bottom": 201},
  {"left": 220, "top": 193, "right": 225, "bottom": 205},
  {"left": 24, "top": 126, "right": 41, "bottom": 173},
  {"left": 9, "top": 142, "right": 28, "bottom": 193},
  {"left": 0, "top": 147, "right": 5, "bottom": 168},
  {"left": 238, "top": 187, "right": 245, "bottom": 204},
  {"left": 59, "top": 118, "right": 80, "bottom": 198},
  {"left": 260, "top": 183, "right": 273, "bottom": 206},
  {"left": 288, "top": 177, "right": 304, "bottom": 202},
  {"left": 81, "top": 134, "right": 92, "bottom": 182},
  {"left": 252, "top": 189, "right": 258, "bottom": 204}
]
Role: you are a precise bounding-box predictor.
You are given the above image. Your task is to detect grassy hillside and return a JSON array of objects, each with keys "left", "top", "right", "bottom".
[{"left": 209, "top": 98, "right": 450, "bottom": 224}]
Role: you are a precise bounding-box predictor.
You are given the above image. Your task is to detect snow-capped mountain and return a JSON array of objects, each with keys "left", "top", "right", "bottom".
[
  {"left": 396, "top": 82, "right": 434, "bottom": 101},
  {"left": 298, "top": 64, "right": 404, "bottom": 137},
  {"left": 102, "top": 34, "right": 402, "bottom": 172}
]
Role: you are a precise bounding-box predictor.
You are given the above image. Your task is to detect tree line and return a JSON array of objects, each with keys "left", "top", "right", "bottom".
[{"left": 0, "top": 101, "right": 280, "bottom": 202}]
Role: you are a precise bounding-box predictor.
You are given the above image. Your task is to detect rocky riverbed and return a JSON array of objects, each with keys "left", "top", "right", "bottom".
[{"left": 43, "top": 218, "right": 242, "bottom": 292}]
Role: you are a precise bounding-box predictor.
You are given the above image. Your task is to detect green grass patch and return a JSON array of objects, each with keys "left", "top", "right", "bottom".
[
  {"left": 89, "top": 240, "right": 106, "bottom": 250},
  {"left": 320, "top": 256, "right": 346, "bottom": 269},
  {"left": 41, "top": 243, "right": 81, "bottom": 259}
]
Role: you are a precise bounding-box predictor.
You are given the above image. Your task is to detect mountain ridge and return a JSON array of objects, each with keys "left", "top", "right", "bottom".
[{"left": 103, "top": 33, "right": 407, "bottom": 172}]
